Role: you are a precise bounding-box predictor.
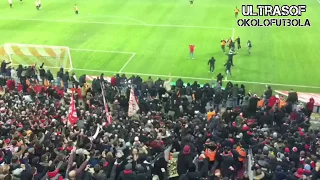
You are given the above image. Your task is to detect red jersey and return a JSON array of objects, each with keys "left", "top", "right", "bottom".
[
  {"left": 267, "top": 96, "right": 279, "bottom": 107},
  {"left": 189, "top": 45, "right": 195, "bottom": 52},
  {"left": 6, "top": 79, "right": 15, "bottom": 91},
  {"left": 306, "top": 98, "right": 315, "bottom": 111},
  {"left": 110, "top": 76, "right": 116, "bottom": 86}
]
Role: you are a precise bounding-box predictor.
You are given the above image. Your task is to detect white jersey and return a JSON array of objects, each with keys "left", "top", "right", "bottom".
[{"left": 8, "top": 0, "right": 12, "bottom": 4}]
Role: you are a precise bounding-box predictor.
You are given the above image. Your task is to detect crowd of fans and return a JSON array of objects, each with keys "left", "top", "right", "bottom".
[{"left": 0, "top": 60, "right": 319, "bottom": 180}]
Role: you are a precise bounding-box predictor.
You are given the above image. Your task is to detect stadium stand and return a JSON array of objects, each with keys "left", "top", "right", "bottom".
[{"left": 0, "top": 63, "right": 319, "bottom": 180}]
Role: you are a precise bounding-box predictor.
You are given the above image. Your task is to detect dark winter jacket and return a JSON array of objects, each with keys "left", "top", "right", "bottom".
[
  {"left": 46, "top": 71, "right": 54, "bottom": 81},
  {"left": 177, "top": 153, "right": 194, "bottom": 175},
  {"left": 118, "top": 170, "right": 136, "bottom": 180},
  {"left": 1, "top": 61, "right": 11, "bottom": 73}
]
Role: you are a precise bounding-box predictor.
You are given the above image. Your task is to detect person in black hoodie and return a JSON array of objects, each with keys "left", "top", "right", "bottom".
[
  {"left": 62, "top": 71, "right": 70, "bottom": 92},
  {"left": 289, "top": 147, "right": 300, "bottom": 167},
  {"left": 197, "top": 154, "right": 209, "bottom": 179},
  {"left": 219, "top": 147, "right": 236, "bottom": 179},
  {"left": 177, "top": 145, "right": 195, "bottom": 176},
  {"left": 216, "top": 73, "right": 223, "bottom": 86},
  {"left": 232, "top": 84, "right": 239, "bottom": 107},
  {"left": 38, "top": 62, "right": 46, "bottom": 85},
  {"left": 46, "top": 70, "right": 54, "bottom": 84},
  {"left": 1, "top": 60, "right": 11, "bottom": 77},
  {"left": 287, "top": 89, "right": 298, "bottom": 104},
  {"left": 238, "top": 84, "right": 245, "bottom": 105},
  {"left": 264, "top": 86, "right": 272, "bottom": 104},
  {"left": 57, "top": 68, "right": 64, "bottom": 88},
  {"left": 248, "top": 95, "right": 259, "bottom": 114},
  {"left": 79, "top": 74, "right": 86, "bottom": 87},
  {"left": 176, "top": 78, "right": 184, "bottom": 89}
]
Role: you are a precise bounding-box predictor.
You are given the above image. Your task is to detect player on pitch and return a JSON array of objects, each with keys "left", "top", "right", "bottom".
[
  {"left": 189, "top": 0, "right": 194, "bottom": 5},
  {"left": 235, "top": 7, "right": 239, "bottom": 18},
  {"left": 8, "top": 0, "right": 12, "bottom": 8},
  {"left": 224, "top": 60, "right": 233, "bottom": 78},
  {"left": 235, "top": 36, "right": 241, "bottom": 49},
  {"left": 35, "top": 1, "right": 39, "bottom": 10},
  {"left": 227, "top": 38, "right": 234, "bottom": 50},
  {"left": 189, "top": 44, "right": 195, "bottom": 59},
  {"left": 74, "top": 4, "right": 79, "bottom": 15},
  {"left": 247, "top": 40, "right": 252, "bottom": 54},
  {"left": 38, "top": 0, "right": 41, "bottom": 9},
  {"left": 221, "top": 39, "right": 226, "bottom": 52}
]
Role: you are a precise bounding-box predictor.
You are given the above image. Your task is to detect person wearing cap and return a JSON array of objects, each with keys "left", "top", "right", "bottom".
[
  {"left": 177, "top": 145, "right": 195, "bottom": 176},
  {"left": 289, "top": 147, "right": 300, "bottom": 166}
]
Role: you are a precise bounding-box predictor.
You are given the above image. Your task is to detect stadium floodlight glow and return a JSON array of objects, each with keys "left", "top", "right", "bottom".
[{"left": 2, "top": 43, "right": 73, "bottom": 71}]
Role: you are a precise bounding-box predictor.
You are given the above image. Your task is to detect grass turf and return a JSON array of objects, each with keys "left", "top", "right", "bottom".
[{"left": 0, "top": 0, "right": 319, "bottom": 94}]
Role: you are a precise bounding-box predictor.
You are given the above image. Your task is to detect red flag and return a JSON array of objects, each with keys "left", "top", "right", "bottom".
[
  {"left": 68, "top": 91, "right": 78, "bottom": 125},
  {"left": 128, "top": 88, "right": 139, "bottom": 117},
  {"left": 101, "top": 83, "right": 112, "bottom": 126}
]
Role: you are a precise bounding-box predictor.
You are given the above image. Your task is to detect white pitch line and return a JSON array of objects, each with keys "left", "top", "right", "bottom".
[
  {"left": 69, "top": 68, "right": 320, "bottom": 89},
  {"left": 82, "top": 15, "right": 147, "bottom": 25},
  {"left": 118, "top": 53, "right": 136, "bottom": 73},
  {"left": 70, "top": 48, "right": 135, "bottom": 54},
  {"left": 0, "top": 18, "right": 234, "bottom": 30}
]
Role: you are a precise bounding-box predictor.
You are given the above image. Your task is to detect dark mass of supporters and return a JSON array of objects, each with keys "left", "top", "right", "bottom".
[{"left": 0, "top": 61, "right": 319, "bottom": 180}]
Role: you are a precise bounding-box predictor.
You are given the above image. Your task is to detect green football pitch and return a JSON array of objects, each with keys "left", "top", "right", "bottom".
[{"left": 0, "top": 0, "right": 319, "bottom": 93}]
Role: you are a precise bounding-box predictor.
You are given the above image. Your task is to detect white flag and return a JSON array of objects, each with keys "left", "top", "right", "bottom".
[{"left": 128, "top": 88, "right": 139, "bottom": 117}]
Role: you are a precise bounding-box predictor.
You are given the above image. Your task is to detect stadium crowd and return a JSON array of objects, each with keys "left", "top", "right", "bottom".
[{"left": 0, "top": 61, "right": 319, "bottom": 180}]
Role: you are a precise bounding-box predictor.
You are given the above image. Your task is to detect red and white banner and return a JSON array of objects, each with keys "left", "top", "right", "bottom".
[
  {"left": 68, "top": 91, "right": 78, "bottom": 125},
  {"left": 128, "top": 88, "right": 139, "bottom": 117},
  {"left": 101, "top": 83, "right": 112, "bottom": 126}
]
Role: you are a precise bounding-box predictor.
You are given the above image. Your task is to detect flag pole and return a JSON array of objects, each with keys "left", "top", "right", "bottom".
[{"left": 101, "top": 82, "right": 112, "bottom": 126}]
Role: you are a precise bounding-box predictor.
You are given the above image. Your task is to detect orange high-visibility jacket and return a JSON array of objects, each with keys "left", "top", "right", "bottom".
[
  {"left": 205, "top": 148, "right": 216, "bottom": 162},
  {"left": 236, "top": 146, "right": 246, "bottom": 162}
]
